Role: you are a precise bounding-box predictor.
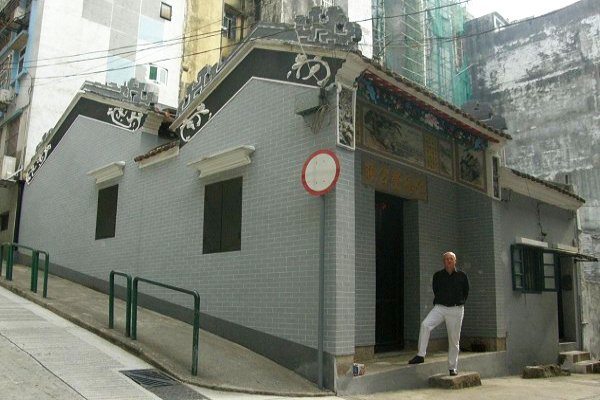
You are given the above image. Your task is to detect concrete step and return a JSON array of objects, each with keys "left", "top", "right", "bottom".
[
  {"left": 560, "top": 351, "right": 591, "bottom": 371},
  {"left": 335, "top": 351, "right": 509, "bottom": 395},
  {"left": 560, "top": 350, "right": 591, "bottom": 364},
  {"left": 572, "top": 360, "right": 600, "bottom": 374},
  {"left": 429, "top": 371, "right": 481, "bottom": 389},
  {"left": 558, "top": 342, "right": 578, "bottom": 353}
]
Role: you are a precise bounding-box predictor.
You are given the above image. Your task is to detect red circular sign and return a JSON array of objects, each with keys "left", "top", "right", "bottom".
[{"left": 301, "top": 149, "right": 341, "bottom": 196}]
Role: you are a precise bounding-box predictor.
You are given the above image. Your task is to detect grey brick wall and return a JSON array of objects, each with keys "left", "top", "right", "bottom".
[
  {"left": 353, "top": 157, "right": 502, "bottom": 346},
  {"left": 19, "top": 79, "right": 356, "bottom": 356},
  {"left": 354, "top": 151, "right": 375, "bottom": 347}
]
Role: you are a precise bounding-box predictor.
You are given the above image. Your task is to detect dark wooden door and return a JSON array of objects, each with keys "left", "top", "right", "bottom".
[{"left": 375, "top": 192, "right": 404, "bottom": 352}]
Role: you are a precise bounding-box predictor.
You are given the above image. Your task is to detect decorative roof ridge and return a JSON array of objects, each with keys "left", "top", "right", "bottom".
[
  {"left": 81, "top": 78, "right": 159, "bottom": 108},
  {"left": 355, "top": 53, "right": 512, "bottom": 141}
]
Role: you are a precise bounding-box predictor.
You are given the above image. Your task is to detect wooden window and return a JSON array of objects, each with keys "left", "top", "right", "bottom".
[
  {"left": 203, "top": 177, "right": 242, "bottom": 254},
  {"left": 511, "top": 245, "right": 557, "bottom": 292},
  {"left": 222, "top": 11, "right": 236, "bottom": 39},
  {"left": 160, "top": 2, "right": 172, "bottom": 21},
  {"left": 95, "top": 185, "right": 119, "bottom": 240}
]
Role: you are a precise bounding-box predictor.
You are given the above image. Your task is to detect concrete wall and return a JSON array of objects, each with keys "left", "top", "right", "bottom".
[
  {"left": 581, "top": 278, "right": 600, "bottom": 358},
  {"left": 464, "top": 0, "right": 600, "bottom": 355},
  {"left": 495, "top": 191, "right": 578, "bottom": 371},
  {"left": 19, "top": 79, "right": 357, "bottom": 368},
  {"left": 24, "top": 0, "right": 185, "bottom": 165}
]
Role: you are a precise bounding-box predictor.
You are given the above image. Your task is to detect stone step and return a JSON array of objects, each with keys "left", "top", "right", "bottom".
[
  {"left": 560, "top": 350, "right": 591, "bottom": 363},
  {"left": 522, "top": 364, "right": 567, "bottom": 378},
  {"left": 572, "top": 360, "right": 600, "bottom": 374},
  {"left": 428, "top": 371, "right": 481, "bottom": 389},
  {"left": 558, "top": 342, "right": 578, "bottom": 353}
]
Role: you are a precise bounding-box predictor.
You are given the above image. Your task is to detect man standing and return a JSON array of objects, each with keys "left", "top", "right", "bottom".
[{"left": 408, "top": 251, "right": 469, "bottom": 376}]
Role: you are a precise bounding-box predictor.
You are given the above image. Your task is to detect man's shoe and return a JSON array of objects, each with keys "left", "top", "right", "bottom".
[
  {"left": 449, "top": 369, "right": 458, "bottom": 376},
  {"left": 408, "top": 355, "right": 424, "bottom": 364}
]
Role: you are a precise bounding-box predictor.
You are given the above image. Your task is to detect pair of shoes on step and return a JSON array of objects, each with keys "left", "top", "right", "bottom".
[
  {"left": 449, "top": 369, "right": 458, "bottom": 376},
  {"left": 408, "top": 355, "right": 424, "bottom": 364}
]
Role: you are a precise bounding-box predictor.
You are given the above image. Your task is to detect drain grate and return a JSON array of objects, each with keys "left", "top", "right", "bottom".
[
  {"left": 121, "top": 369, "right": 211, "bottom": 400},
  {"left": 122, "top": 369, "right": 177, "bottom": 388}
]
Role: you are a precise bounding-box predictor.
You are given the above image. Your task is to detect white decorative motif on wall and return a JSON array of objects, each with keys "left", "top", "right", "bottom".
[
  {"left": 107, "top": 107, "right": 144, "bottom": 131},
  {"left": 179, "top": 104, "right": 211, "bottom": 142},
  {"left": 25, "top": 144, "right": 51, "bottom": 184},
  {"left": 287, "top": 54, "right": 331, "bottom": 88}
]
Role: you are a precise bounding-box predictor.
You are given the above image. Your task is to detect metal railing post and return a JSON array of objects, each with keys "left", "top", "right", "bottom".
[
  {"left": 192, "top": 292, "right": 200, "bottom": 376},
  {"left": 131, "top": 277, "right": 138, "bottom": 340},
  {"left": 0, "top": 244, "right": 4, "bottom": 277},
  {"left": 30, "top": 251, "right": 39, "bottom": 293},
  {"left": 6, "top": 244, "right": 13, "bottom": 280},
  {"left": 108, "top": 271, "right": 132, "bottom": 337},
  {"left": 130, "top": 276, "right": 200, "bottom": 375},
  {"left": 42, "top": 253, "right": 49, "bottom": 298}
]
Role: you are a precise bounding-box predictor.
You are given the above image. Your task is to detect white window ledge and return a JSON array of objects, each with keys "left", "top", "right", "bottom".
[
  {"left": 515, "top": 237, "right": 548, "bottom": 248},
  {"left": 87, "top": 161, "right": 126, "bottom": 184},
  {"left": 187, "top": 145, "right": 255, "bottom": 178}
]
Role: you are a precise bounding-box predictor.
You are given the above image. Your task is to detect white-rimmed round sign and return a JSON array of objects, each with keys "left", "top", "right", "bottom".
[{"left": 301, "top": 149, "right": 341, "bottom": 196}]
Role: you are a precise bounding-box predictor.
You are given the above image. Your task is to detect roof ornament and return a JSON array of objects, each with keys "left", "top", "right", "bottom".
[
  {"left": 25, "top": 144, "right": 51, "bottom": 184},
  {"left": 107, "top": 107, "right": 144, "bottom": 131},
  {"left": 179, "top": 104, "right": 211, "bottom": 142},
  {"left": 287, "top": 53, "right": 331, "bottom": 88}
]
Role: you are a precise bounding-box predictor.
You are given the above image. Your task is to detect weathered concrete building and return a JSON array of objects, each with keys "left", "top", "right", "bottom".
[
  {"left": 0, "top": 0, "right": 186, "bottom": 243},
  {"left": 464, "top": 0, "right": 600, "bottom": 357}
]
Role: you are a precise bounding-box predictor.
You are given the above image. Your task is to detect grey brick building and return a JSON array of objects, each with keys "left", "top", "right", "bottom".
[{"left": 15, "top": 7, "right": 595, "bottom": 393}]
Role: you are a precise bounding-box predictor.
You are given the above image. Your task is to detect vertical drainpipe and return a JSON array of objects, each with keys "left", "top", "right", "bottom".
[{"left": 12, "top": 180, "right": 23, "bottom": 242}]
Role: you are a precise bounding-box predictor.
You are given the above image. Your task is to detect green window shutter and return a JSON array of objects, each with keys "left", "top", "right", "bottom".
[
  {"left": 511, "top": 245, "right": 524, "bottom": 291},
  {"left": 149, "top": 66, "right": 158, "bottom": 81}
]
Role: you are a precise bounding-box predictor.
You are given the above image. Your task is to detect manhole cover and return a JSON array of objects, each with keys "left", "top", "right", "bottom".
[
  {"left": 122, "top": 369, "right": 177, "bottom": 388},
  {"left": 121, "top": 369, "right": 210, "bottom": 399}
]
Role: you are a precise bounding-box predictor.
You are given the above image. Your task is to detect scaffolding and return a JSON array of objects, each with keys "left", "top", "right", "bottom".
[{"left": 372, "top": 0, "right": 471, "bottom": 106}]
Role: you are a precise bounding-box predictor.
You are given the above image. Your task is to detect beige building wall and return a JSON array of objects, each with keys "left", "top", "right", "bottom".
[{"left": 180, "top": 0, "right": 256, "bottom": 98}]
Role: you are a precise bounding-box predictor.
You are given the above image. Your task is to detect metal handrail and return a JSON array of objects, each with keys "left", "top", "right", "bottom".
[
  {"left": 0, "top": 242, "right": 50, "bottom": 298},
  {"left": 131, "top": 277, "right": 200, "bottom": 376},
  {"left": 108, "top": 270, "right": 132, "bottom": 337}
]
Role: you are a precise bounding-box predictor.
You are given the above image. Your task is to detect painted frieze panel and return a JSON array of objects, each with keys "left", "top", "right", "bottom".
[
  {"left": 457, "top": 144, "right": 486, "bottom": 190},
  {"left": 361, "top": 104, "right": 425, "bottom": 168}
]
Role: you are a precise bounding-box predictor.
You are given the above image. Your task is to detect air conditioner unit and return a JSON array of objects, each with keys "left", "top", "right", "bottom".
[
  {"left": 0, "top": 88, "right": 15, "bottom": 105},
  {"left": 1, "top": 155, "right": 16, "bottom": 180}
]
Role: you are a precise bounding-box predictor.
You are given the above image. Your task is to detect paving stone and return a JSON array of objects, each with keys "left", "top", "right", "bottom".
[{"left": 522, "top": 364, "right": 569, "bottom": 378}]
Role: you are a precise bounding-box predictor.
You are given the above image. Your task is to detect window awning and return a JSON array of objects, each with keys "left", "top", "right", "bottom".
[{"left": 555, "top": 251, "right": 598, "bottom": 262}]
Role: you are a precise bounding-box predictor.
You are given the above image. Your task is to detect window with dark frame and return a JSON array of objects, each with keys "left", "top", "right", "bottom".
[
  {"left": 222, "top": 11, "right": 236, "bottom": 39},
  {"left": 0, "top": 212, "right": 8, "bottom": 231},
  {"left": 511, "top": 245, "right": 557, "bottom": 292},
  {"left": 203, "top": 177, "right": 242, "bottom": 254},
  {"left": 95, "top": 185, "right": 119, "bottom": 240},
  {"left": 160, "top": 2, "right": 172, "bottom": 21}
]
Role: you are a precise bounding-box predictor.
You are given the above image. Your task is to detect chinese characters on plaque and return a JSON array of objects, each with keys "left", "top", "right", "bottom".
[{"left": 362, "top": 158, "right": 427, "bottom": 201}]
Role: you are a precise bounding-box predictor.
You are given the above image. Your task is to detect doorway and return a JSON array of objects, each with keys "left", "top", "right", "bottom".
[{"left": 375, "top": 191, "right": 404, "bottom": 352}]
